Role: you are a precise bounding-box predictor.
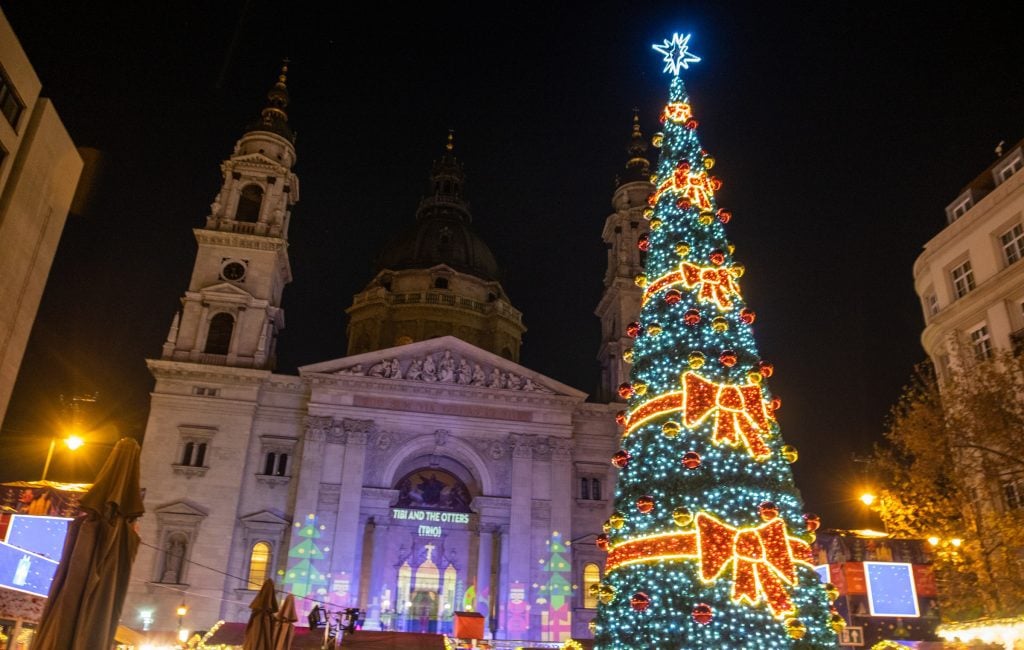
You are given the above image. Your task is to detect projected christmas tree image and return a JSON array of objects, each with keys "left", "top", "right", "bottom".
[{"left": 592, "top": 34, "right": 840, "bottom": 649}]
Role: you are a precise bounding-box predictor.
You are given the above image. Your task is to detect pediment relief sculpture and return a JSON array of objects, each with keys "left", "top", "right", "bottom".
[{"left": 335, "top": 349, "right": 552, "bottom": 393}]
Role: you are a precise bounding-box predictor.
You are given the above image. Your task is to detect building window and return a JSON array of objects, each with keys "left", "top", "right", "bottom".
[
  {"left": 1002, "top": 471, "right": 1024, "bottom": 510},
  {"left": 262, "top": 452, "right": 288, "bottom": 477},
  {"left": 180, "top": 442, "right": 207, "bottom": 467},
  {"left": 0, "top": 68, "right": 24, "bottom": 129},
  {"left": 205, "top": 313, "right": 234, "bottom": 355},
  {"left": 582, "top": 563, "right": 601, "bottom": 608},
  {"left": 950, "top": 261, "right": 975, "bottom": 298},
  {"left": 925, "top": 292, "right": 939, "bottom": 317},
  {"left": 997, "top": 155, "right": 1023, "bottom": 184},
  {"left": 948, "top": 196, "right": 973, "bottom": 223},
  {"left": 580, "top": 477, "right": 602, "bottom": 500},
  {"left": 192, "top": 386, "right": 220, "bottom": 397},
  {"left": 1001, "top": 224, "right": 1024, "bottom": 265},
  {"left": 247, "top": 542, "right": 272, "bottom": 589},
  {"left": 969, "top": 324, "right": 992, "bottom": 361},
  {"left": 434, "top": 277, "right": 449, "bottom": 289},
  {"left": 236, "top": 184, "right": 264, "bottom": 222}
]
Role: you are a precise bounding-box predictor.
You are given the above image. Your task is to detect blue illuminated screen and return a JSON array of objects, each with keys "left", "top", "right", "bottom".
[
  {"left": 864, "top": 561, "right": 919, "bottom": 617},
  {"left": 814, "top": 564, "right": 830, "bottom": 584},
  {"left": 5, "top": 515, "right": 71, "bottom": 560},
  {"left": 0, "top": 541, "right": 59, "bottom": 597}
]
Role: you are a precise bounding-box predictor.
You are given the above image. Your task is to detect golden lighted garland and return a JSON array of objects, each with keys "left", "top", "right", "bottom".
[{"left": 604, "top": 513, "right": 813, "bottom": 618}]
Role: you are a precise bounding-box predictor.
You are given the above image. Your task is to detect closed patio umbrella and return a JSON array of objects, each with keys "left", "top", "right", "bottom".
[
  {"left": 244, "top": 578, "right": 279, "bottom": 650},
  {"left": 34, "top": 437, "right": 145, "bottom": 650},
  {"left": 272, "top": 592, "right": 298, "bottom": 650}
]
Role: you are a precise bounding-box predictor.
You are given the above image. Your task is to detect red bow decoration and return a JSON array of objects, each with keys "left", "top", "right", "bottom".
[
  {"left": 697, "top": 514, "right": 797, "bottom": 617},
  {"left": 683, "top": 372, "right": 772, "bottom": 458},
  {"left": 651, "top": 165, "right": 717, "bottom": 212},
  {"left": 682, "top": 263, "right": 741, "bottom": 310}
]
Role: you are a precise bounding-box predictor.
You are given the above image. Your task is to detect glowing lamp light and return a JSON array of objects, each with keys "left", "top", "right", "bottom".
[
  {"left": 951, "top": 538, "right": 962, "bottom": 548},
  {"left": 859, "top": 493, "right": 876, "bottom": 506},
  {"left": 928, "top": 536, "right": 940, "bottom": 547},
  {"left": 65, "top": 435, "right": 85, "bottom": 450}
]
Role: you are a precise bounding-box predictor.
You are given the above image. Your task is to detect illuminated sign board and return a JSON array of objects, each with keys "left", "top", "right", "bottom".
[
  {"left": 864, "top": 561, "right": 920, "bottom": 617},
  {"left": 391, "top": 509, "right": 470, "bottom": 537},
  {"left": 0, "top": 541, "right": 59, "bottom": 597}
]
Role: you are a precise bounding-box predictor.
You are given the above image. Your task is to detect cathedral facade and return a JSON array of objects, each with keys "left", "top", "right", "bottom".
[{"left": 123, "top": 70, "right": 653, "bottom": 644}]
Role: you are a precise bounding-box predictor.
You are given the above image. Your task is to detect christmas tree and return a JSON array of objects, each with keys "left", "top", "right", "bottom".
[
  {"left": 592, "top": 34, "right": 840, "bottom": 649},
  {"left": 284, "top": 513, "right": 328, "bottom": 610}
]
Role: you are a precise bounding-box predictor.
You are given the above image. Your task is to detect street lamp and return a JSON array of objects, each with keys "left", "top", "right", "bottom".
[
  {"left": 177, "top": 603, "right": 188, "bottom": 646},
  {"left": 40, "top": 435, "right": 84, "bottom": 481}
]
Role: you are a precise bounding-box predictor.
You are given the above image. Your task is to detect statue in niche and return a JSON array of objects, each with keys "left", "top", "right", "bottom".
[
  {"left": 406, "top": 359, "right": 423, "bottom": 381},
  {"left": 471, "top": 364, "right": 486, "bottom": 386},
  {"left": 162, "top": 535, "right": 187, "bottom": 583},
  {"left": 455, "top": 359, "right": 472, "bottom": 384},
  {"left": 422, "top": 355, "right": 438, "bottom": 381},
  {"left": 438, "top": 350, "right": 455, "bottom": 382}
]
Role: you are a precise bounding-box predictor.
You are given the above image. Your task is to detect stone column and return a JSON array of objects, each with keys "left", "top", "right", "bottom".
[
  {"left": 330, "top": 418, "right": 374, "bottom": 605},
  {"left": 289, "top": 416, "right": 331, "bottom": 546},
  {"left": 505, "top": 433, "right": 533, "bottom": 640},
  {"left": 362, "top": 487, "right": 398, "bottom": 630},
  {"left": 550, "top": 439, "right": 573, "bottom": 544}
]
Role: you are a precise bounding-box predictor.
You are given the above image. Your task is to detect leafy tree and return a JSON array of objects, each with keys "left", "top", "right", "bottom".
[{"left": 872, "top": 354, "right": 1024, "bottom": 619}]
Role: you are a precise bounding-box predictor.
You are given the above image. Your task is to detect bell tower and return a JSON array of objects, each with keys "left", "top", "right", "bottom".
[
  {"left": 162, "top": 64, "right": 299, "bottom": 369},
  {"left": 595, "top": 110, "right": 653, "bottom": 401}
]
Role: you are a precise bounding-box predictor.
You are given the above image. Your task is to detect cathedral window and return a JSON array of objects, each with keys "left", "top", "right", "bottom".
[
  {"left": 236, "top": 184, "right": 264, "bottom": 222},
  {"left": 579, "top": 477, "right": 603, "bottom": 501},
  {"left": 205, "top": 313, "right": 234, "bottom": 355},
  {"left": 173, "top": 425, "right": 216, "bottom": 476},
  {"left": 247, "top": 541, "right": 273, "bottom": 589},
  {"left": 257, "top": 435, "right": 297, "bottom": 484},
  {"left": 262, "top": 452, "right": 288, "bottom": 477},
  {"left": 582, "top": 563, "right": 601, "bottom": 608},
  {"left": 434, "top": 277, "right": 449, "bottom": 289}
]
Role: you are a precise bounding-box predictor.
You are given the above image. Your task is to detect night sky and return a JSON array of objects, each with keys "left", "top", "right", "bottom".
[{"left": 3, "top": 2, "right": 1024, "bottom": 529}]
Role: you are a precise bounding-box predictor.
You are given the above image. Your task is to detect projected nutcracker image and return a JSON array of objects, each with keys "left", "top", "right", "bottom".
[{"left": 592, "top": 34, "right": 839, "bottom": 649}]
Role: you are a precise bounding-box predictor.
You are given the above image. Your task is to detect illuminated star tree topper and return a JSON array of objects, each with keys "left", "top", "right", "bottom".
[{"left": 652, "top": 32, "right": 701, "bottom": 76}]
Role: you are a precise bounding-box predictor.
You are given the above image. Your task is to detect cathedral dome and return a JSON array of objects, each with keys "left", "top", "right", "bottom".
[
  {"left": 375, "top": 214, "right": 500, "bottom": 281},
  {"left": 375, "top": 133, "right": 500, "bottom": 281}
]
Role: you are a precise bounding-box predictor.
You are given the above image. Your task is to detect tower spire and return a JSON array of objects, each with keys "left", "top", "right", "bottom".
[
  {"left": 619, "top": 108, "right": 651, "bottom": 185},
  {"left": 247, "top": 59, "right": 294, "bottom": 142}
]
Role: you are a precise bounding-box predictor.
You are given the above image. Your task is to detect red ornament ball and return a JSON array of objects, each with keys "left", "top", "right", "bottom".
[
  {"left": 615, "top": 410, "right": 627, "bottom": 426},
  {"left": 717, "top": 209, "right": 732, "bottom": 224},
  {"left": 710, "top": 177, "right": 723, "bottom": 190},
  {"left": 803, "top": 513, "right": 821, "bottom": 532},
  {"left": 771, "top": 397, "right": 782, "bottom": 412},
  {"left": 683, "top": 309, "right": 701, "bottom": 326},
  {"left": 631, "top": 592, "right": 651, "bottom": 612},
  {"left": 595, "top": 534, "right": 609, "bottom": 551},
  {"left": 692, "top": 603, "right": 714, "bottom": 625},
  {"left": 686, "top": 119, "right": 699, "bottom": 130},
  {"left": 636, "top": 495, "right": 655, "bottom": 514},
  {"left": 759, "top": 361, "right": 774, "bottom": 377},
  {"left": 709, "top": 249, "right": 726, "bottom": 265},
  {"left": 665, "top": 289, "right": 683, "bottom": 305},
  {"left": 719, "top": 350, "right": 738, "bottom": 367},
  {"left": 682, "top": 451, "right": 702, "bottom": 469},
  {"left": 611, "top": 450, "right": 631, "bottom": 468},
  {"left": 637, "top": 233, "right": 650, "bottom": 251},
  {"left": 739, "top": 308, "right": 756, "bottom": 324},
  {"left": 759, "top": 501, "right": 780, "bottom": 521},
  {"left": 626, "top": 321, "right": 642, "bottom": 338},
  {"left": 618, "top": 383, "right": 634, "bottom": 399}
]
